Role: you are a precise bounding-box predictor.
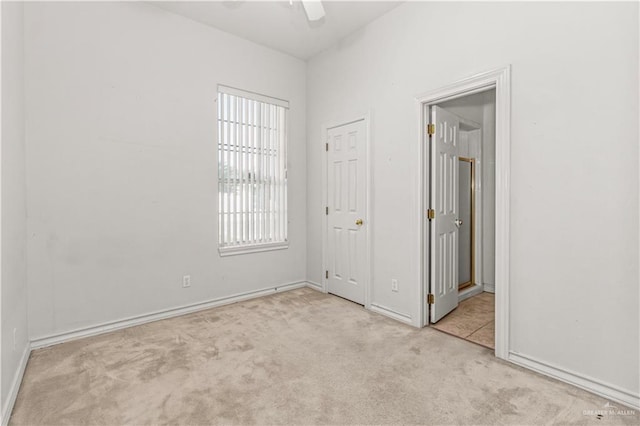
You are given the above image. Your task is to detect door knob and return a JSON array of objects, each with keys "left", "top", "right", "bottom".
[
  {"left": 355, "top": 219, "right": 364, "bottom": 226},
  {"left": 455, "top": 219, "right": 463, "bottom": 228}
]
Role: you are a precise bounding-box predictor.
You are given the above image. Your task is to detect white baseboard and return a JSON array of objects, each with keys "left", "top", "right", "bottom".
[
  {"left": 509, "top": 352, "right": 640, "bottom": 410},
  {"left": 369, "top": 303, "right": 413, "bottom": 325},
  {"left": 1, "top": 344, "right": 30, "bottom": 426},
  {"left": 309, "top": 283, "right": 415, "bottom": 327},
  {"left": 483, "top": 282, "right": 495, "bottom": 293},
  {"left": 305, "top": 281, "right": 323, "bottom": 292},
  {"left": 31, "top": 280, "right": 308, "bottom": 350},
  {"left": 459, "top": 284, "right": 483, "bottom": 302}
]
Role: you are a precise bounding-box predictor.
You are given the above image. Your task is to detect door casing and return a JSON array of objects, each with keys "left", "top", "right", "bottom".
[
  {"left": 321, "top": 114, "right": 372, "bottom": 309},
  {"left": 416, "top": 66, "right": 511, "bottom": 360}
]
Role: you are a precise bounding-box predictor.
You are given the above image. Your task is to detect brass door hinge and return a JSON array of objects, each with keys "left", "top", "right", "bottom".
[
  {"left": 427, "top": 124, "right": 435, "bottom": 136},
  {"left": 325, "top": 270, "right": 329, "bottom": 279},
  {"left": 427, "top": 294, "right": 435, "bottom": 304},
  {"left": 427, "top": 209, "right": 435, "bottom": 220}
]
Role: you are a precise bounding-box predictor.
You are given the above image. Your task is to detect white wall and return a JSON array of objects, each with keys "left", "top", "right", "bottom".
[
  {"left": 306, "top": 1, "right": 639, "bottom": 399},
  {"left": 481, "top": 92, "right": 496, "bottom": 290},
  {"left": 24, "top": 2, "right": 307, "bottom": 340},
  {"left": 438, "top": 93, "right": 485, "bottom": 124},
  {"left": 1, "top": 0, "right": 29, "bottom": 419},
  {"left": 439, "top": 91, "right": 496, "bottom": 290}
]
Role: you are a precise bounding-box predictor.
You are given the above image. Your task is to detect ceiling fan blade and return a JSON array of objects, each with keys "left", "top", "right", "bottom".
[{"left": 301, "top": 0, "right": 325, "bottom": 22}]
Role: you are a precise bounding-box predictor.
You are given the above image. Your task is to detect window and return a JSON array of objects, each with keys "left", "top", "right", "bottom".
[{"left": 217, "top": 85, "right": 288, "bottom": 255}]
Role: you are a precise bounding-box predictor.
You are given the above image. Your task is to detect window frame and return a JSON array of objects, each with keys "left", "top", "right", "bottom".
[{"left": 217, "top": 85, "right": 289, "bottom": 256}]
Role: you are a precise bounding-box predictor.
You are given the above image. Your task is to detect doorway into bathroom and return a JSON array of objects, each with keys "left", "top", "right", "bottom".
[{"left": 425, "top": 89, "right": 497, "bottom": 350}]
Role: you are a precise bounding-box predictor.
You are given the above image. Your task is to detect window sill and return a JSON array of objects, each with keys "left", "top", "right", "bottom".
[{"left": 218, "top": 241, "right": 289, "bottom": 257}]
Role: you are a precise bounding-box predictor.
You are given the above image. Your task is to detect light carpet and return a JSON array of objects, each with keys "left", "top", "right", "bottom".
[{"left": 10, "top": 288, "right": 638, "bottom": 425}]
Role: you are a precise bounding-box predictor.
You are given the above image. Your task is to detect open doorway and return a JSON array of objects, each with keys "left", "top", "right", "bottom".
[
  {"left": 417, "top": 66, "right": 511, "bottom": 359},
  {"left": 428, "top": 91, "right": 496, "bottom": 349}
]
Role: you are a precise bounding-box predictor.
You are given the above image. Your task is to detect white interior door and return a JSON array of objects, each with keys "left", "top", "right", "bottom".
[
  {"left": 430, "top": 106, "right": 460, "bottom": 322},
  {"left": 327, "top": 119, "right": 366, "bottom": 305}
]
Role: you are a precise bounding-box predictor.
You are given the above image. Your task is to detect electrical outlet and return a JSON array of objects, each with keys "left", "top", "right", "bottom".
[
  {"left": 182, "top": 275, "right": 191, "bottom": 288},
  {"left": 391, "top": 279, "right": 399, "bottom": 292}
]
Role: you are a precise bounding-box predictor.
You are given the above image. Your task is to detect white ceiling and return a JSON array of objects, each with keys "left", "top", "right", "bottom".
[{"left": 150, "top": 1, "right": 403, "bottom": 60}]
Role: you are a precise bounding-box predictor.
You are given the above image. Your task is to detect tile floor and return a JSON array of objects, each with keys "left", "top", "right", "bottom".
[{"left": 431, "top": 291, "right": 494, "bottom": 349}]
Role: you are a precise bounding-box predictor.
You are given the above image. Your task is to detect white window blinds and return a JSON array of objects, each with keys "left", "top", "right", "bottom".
[{"left": 217, "top": 85, "right": 288, "bottom": 254}]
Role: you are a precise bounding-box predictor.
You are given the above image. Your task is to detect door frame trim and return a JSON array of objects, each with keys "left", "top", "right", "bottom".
[
  {"left": 320, "top": 113, "right": 372, "bottom": 309},
  {"left": 415, "top": 66, "right": 511, "bottom": 360}
]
